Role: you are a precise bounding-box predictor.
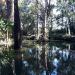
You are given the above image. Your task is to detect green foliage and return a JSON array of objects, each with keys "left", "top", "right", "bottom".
[
  {"left": 0, "top": 18, "right": 6, "bottom": 32},
  {"left": 69, "top": 0, "right": 75, "bottom": 3},
  {"left": 0, "top": 17, "right": 13, "bottom": 32},
  {"left": 19, "top": 0, "right": 36, "bottom": 26},
  {"left": 19, "top": 0, "right": 37, "bottom": 35},
  {"left": 21, "top": 13, "right": 34, "bottom": 25}
]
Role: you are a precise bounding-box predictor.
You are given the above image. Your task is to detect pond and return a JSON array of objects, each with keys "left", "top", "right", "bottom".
[{"left": 0, "top": 41, "right": 75, "bottom": 75}]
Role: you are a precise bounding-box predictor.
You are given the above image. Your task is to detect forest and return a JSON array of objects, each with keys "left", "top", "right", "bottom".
[
  {"left": 0, "top": 0, "right": 75, "bottom": 44},
  {"left": 0, "top": 0, "right": 75, "bottom": 75}
]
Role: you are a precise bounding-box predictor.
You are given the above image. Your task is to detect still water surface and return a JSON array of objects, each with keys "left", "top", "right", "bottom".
[{"left": 0, "top": 41, "right": 75, "bottom": 75}]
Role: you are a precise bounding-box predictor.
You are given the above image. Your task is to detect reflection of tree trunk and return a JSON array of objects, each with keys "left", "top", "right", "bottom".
[
  {"left": 36, "top": 49, "right": 39, "bottom": 75},
  {"left": 15, "top": 51, "right": 22, "bottom": 75},
  {"left": 14, "top": 0, "right": 22, "bottom": 75},
  {"left": 41, "top": 43, "right": 46, "bottom": 68},
  {"left": 68, "top": 44, "right": 70, "bottom": 50},
  {"left": 67, "top": 25, "right": 70, "bottom": 35}
]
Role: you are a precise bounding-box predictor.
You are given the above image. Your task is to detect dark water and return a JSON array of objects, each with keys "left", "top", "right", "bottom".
[{"left": 0, "top": 41, "right": 75, "bottom": 75}]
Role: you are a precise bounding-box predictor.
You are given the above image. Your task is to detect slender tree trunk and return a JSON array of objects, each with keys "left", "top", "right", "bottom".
[
  {"left": 44, "top": 12, "right": 47, "bottom": 38},
  {"left": 67, "top": 18, "right": 71, "bottom": 36},
  {"left": 6, "top": 0, "right": 14, "bottom": 21},
  {"left": 0, "top": 3, "right": 3, "bottom": 17},
  {"left": 49, "top": 17, "right": 52, "bottom": 39},
  {"left": 44, "top": 0, "right": 48, "bottom": 39},
  {"left": 14, "top": 0, "right": 21, "bottom": 50},
  {"left": 36, "top": 0, "right": 39, "bottom": 39},
  {"left": 10, "top": 0, "right": 14, "bottom": 22},
  {"left": 5, "top": 0, "right": 12, "bottom": 19},
  {"left": 37, "top": 13, "right": 39, "bottom": 39},
  {"left": 6, "top": 30, "right": 9, "bottom": 48},
  {"left": 0, "top": 0, "right": 4, "bottom": 17},
  {"left": 68, "top": 24, "right": 71, "bottom": 35},
  {"left": 14, "top": 0, "right": 22, "bottom": 75},
  {"left": 5, "top": 0, "right": 12, "bottom": 45}
]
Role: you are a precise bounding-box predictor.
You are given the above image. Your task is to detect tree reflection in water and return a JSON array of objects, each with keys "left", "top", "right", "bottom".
[
  {"left": 0, "top": 42, "right": 75, "bottom": 75},
  {"left": 14, "top": 50, "right": 23, "bottom": 75}
]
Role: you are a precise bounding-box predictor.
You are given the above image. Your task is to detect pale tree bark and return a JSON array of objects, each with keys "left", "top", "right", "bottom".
[
  {"left": 44, "top": 12, "right": 47, "bottom": 39},
  {"left": 10, "top": 0, "right": 14, "bottom": 22},
  {"left": 67, "top": 17, "right": 71, "bottom": 36},
  {"left": 44, "top": 0, "right": 48, "bottom": 39},
  {"left": 67, "top": 24, "right": 71, "bottom": 36},
  {"left": 45, "top": 0, "right": 52, "bottom": 40},
  {"left": 36, "top": 0, "right": 39, "bottom": 39},
  {"left": 5, "top": 0, "right": 13, "bottom": 46}
]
